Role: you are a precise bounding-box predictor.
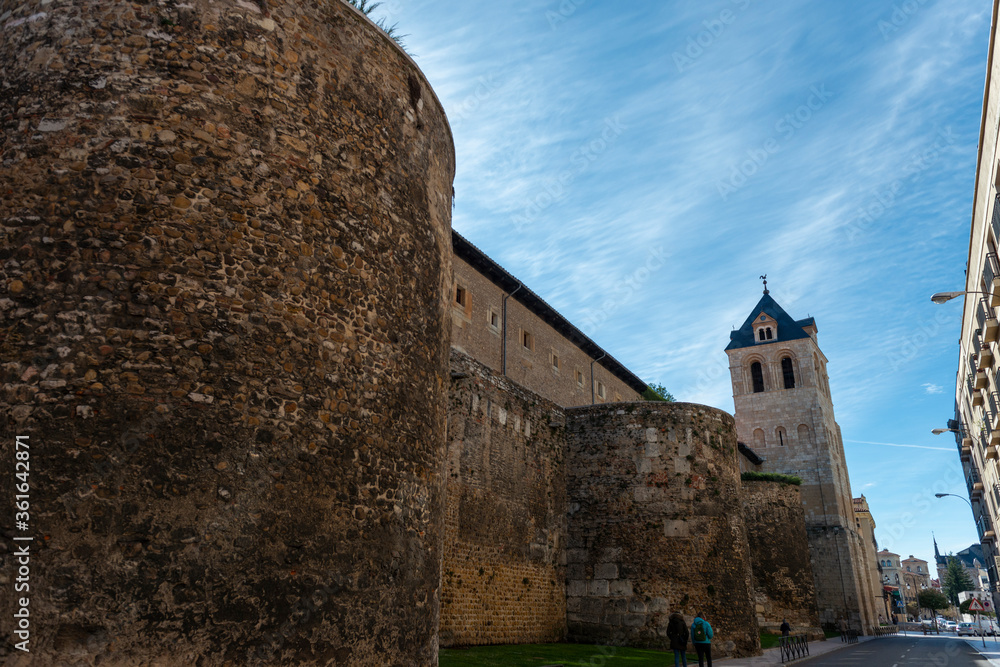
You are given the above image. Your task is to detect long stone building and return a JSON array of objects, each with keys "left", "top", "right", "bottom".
[{"left": 725, "top": 289, "right": 880, "bottom": 631}]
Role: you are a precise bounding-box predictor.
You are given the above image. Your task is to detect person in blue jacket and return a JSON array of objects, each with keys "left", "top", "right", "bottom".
[{"left": 690, "top": 612, "right": 713, "bottom": 667}]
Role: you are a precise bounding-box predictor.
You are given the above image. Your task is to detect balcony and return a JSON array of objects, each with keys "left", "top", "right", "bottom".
[
  {"left": 977, "top": 371, "right": 989, "bottom": 390},
  {"left": 974, "top": 391, "right": 986, "bottom": 407},
  {"left": 980, "top": 515, "right": 997, "bottom": 543},
  {"left": 986, "top": 252, "right": 1000, "bottom": 308},
  {"left": 987, "top": 444, "right": 999, "bottom": 461},
  {"left": 981, "top": 347, "right": 996, "bottom": 371},
  {"left": 975, "top": 328, "right": 984, "bottom": 355},
  {"left": 962, "top": 444, "right": 973, "bottom": 461}
]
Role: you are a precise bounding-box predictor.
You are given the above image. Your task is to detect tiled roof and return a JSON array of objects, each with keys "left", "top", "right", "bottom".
[
  {"left": 452, "top": 230, "right": 648, "bottom": 395},
  {"left": 726, "top": 292, "right": 816, "bottom": 351}
]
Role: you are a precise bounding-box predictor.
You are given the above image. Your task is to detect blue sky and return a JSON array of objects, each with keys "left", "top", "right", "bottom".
[{"left": 371, "top": 1, "right": 992, "bottom": 573}]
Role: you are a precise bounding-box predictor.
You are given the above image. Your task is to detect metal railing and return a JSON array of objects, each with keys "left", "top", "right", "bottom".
[
  {"left": 871, "top": 625, "right": 898, "bottom": 636},
  {"left": 970, "top": 373, "right": 977, "bottom": 397},
  {"left": 841, "top": 629, "right": 859, "bottom": 644},
  {"left": 991, "top": 392, "right": 1000, "bottom": 427},
  {"left": 970, "top": 470, "right": 982, "bottom": 495},
  {"left": 986, "top": 253, "right": 1000, "bottom": 294},
  {"left": 979, "top": 515, "right": 993, "bottom": 541},
  {"left": 975, "top": 328, "right": 984, "bottom": 355},
  {"left": 780, "top": 634, "right": 810, "bottom": 663},
  {"left": 992, "top": 192, "right": 1000, "bottom": 243},
  {"left": 980, "top": 298, "right": 992, "bottom": 332}
]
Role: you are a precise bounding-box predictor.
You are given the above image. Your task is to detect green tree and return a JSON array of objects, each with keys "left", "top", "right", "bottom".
[
  {"left": 918, "top": 589, "right": 950, "bottom": 628},
  {"left": 642, "top": 383, "right": 676, "bottom": 402},
  {"left": 944, "top": 556, "right": 976, "bottom": 606}
]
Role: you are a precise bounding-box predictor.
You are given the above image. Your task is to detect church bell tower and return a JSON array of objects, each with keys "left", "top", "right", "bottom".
[{"left": 725, "top": 282, "right": 879, "bottom": 631}]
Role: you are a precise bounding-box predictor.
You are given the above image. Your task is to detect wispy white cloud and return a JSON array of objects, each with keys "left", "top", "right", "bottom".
[
  {"left": 844, "top": 440, "right": 955, "bottom": 452},
  {"left": 397, "top": 0, "right": 988, "bottom": 567}
]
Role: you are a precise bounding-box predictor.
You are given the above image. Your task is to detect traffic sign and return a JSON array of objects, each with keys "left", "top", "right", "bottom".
[{"left": 969, "top": 599, "right": 986, "bottom": 612}]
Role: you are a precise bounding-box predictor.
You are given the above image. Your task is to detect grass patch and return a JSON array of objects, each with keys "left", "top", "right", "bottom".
[
  {"left": 760, "top": 632, "right": 783, "bottom": 649},
  {"left": 741, "top": 471, "right": 802, "bottom": 485},
  {"left": 439, "top": 643, "right": 695, "bottom": 666},
  {"left": 823, "top": 629, "right": 840, "bottom": 639}
]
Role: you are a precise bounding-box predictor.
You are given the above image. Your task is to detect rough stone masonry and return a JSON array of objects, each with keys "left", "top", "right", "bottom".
[{"left": 0, "top": 0, "right": 454, "bottom": 664}]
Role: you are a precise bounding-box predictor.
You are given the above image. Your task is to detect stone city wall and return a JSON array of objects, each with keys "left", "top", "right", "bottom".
[
  {"left": 741, "top": 480, "right": 822, "bottom": 636},
  {"left": 565, "top": 402, "right": 760, "bottom": 658},
  {"left": 440, "top": 350, "right": 568, "bottom": 646},
  {"left": 0, "top": 0, "right": 453, "bottom": 663}
]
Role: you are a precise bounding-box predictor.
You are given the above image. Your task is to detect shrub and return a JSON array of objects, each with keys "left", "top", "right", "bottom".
[{"left": 741, "top": 471, "right": 802, "bottom": 485}]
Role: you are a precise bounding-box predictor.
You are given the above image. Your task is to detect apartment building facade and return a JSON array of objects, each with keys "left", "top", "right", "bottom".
[{"left": 949, "top": 0, "right": 1000, "bottom": 616}]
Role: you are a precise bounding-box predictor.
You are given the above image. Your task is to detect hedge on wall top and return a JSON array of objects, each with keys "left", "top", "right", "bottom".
[{"left": 741, "top": 471, "right": 802, "bottom": 486}]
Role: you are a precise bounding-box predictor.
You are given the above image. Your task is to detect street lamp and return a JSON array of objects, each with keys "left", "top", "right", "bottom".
[
  {"left": 931, "top": 290, "right": 993, "bottom": 304},
  {"left": 936, "top": 492, "right": 974, "bottom": 511}
]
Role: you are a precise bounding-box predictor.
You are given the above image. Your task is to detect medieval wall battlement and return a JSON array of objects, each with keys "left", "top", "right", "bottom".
[{"left": 564, "top": 402, "right": 760, "bottom": 658}]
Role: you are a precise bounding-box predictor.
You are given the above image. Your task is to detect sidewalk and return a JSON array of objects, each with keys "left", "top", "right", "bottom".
[
  {"left": 716, "top": 635, "right": 876, "bottom": 665},
  {"left": 961, "top": 635, "right": 1000, "bottom": 666}
]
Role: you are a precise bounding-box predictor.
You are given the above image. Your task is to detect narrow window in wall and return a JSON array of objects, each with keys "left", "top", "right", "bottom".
[
  {"left": 488, "top": 309, "right": 500, "bottom": 330},
  {"left": 776, "top": 426, "right": 786, "bottom": 446},
  {"left": 576, "top": 370, "right": 584, "bottom": 387},
  {"left": 758, "top": 329, "right": 766, "bottom": 341},
  {"left": 522, "top": 331, "right": 533, "bottom": 351},
  {"left": 781, "top": 356, "right": 795, "bottom": 389},
  {"left": 751, "top": 362, "right": 764, "bottom": 393},
  {"left": 596, "top": 381, "right": 606, "bottom": 399},
  {"left": 551, "top": 351, "right": 560, "bottom": 371},
  {"left": 454, "top": 285, "right": 466, "bottom": 307},
  {"left": 765, "top": 327, "right": 773, "bottom": 340}
]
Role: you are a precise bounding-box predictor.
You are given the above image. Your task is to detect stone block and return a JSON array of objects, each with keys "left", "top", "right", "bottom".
[
  {"left": 589, "top": 579, "right": 610, "bottom": 596},
  {"left": 664, "top": 520, "right": 690, "bottom": 537},
  {"left": 624, "top": 614, "right": 647, "bottom": 627},
  {"left": 609, "top": 580, "right": 634, "bottom": 596},
  {"left": 595, "top": 563, "right": 619, "bottom": 579},
  {"left": 567, "top": 580, "right": 588, "bottom": 597}
]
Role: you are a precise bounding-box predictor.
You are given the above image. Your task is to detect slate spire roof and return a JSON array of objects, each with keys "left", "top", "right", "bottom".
[{"left": 726, "top": 291, "right": 817, "bottom": 351}]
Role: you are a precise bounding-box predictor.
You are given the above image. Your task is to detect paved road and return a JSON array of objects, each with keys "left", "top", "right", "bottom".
[{"left": 799, "top": 635, "right": 992, "bottom": 665}]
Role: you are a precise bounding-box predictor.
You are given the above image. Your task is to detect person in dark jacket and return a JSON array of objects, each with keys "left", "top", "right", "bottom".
[
  {"left": 690, "top": 612, "right": 713, "bottom": 667},
  {"left": 780, "top": 619, "right": 791, "bottom": 637},
  {"left": 666, "top": 611, "right": 689, "bottom": 667}
]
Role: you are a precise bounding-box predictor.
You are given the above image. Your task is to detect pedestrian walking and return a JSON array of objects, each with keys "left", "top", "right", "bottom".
[
  {"left": 780, "top": 619, "right": 790, "bottom": 637},
  {"left": 666, "top": 611, "right": 689, "bottom": 667},
  {"left": 690, "top": 611, "right": 713, "bottom": 667}
]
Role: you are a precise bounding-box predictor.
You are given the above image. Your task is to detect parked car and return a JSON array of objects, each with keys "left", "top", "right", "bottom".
[
  {"left": 982, "top": 619, "right": 1000, "bottom": 636},
  {"left": 958, "top": 622, "right": 978, "bottom": 636},
  {"left": 943, "top": 621, "right": 958, "bottom": 632}
]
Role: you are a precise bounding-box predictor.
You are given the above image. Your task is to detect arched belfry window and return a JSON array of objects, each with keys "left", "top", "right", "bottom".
[
  {"left": 765, "top": 327, "right": 773, "bottom": 340},
  {"left": 781, "top": 357, "right": 795, "bottom": 389},
  {"left": 751, "top": 362, "right": 764, "bottom": 393},
  {"left": 758, "top": 329, "right": 766, "bottom": 341}
]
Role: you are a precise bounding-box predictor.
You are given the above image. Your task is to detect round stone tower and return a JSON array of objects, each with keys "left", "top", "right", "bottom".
[
  {"left": 0, "top": 0, "right": 454, "bottom": 663},
  {"left": 565, "top": 402, "right": 760, "bottom": 658}
]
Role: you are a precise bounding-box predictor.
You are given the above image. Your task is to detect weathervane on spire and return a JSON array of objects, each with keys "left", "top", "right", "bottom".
[{"left": 760, "top": 275, "right": 769, "bottom": 295}]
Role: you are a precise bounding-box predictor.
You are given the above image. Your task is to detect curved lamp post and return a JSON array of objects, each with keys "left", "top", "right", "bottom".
[{"left": 931, "top": 290, "right": 993, "bottom": 304}]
